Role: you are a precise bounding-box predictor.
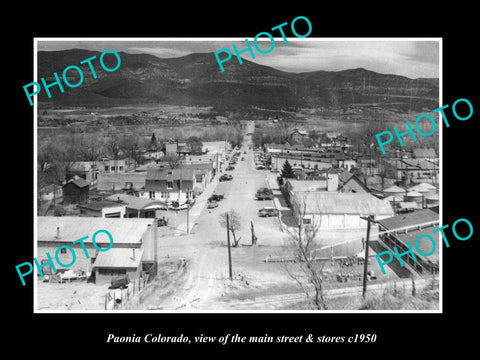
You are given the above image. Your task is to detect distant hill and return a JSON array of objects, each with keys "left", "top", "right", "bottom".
[{"left": 36, "top": 49, "right": 439, "bottom": 111}]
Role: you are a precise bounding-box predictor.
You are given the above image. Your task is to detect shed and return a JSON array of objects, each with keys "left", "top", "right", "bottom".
[{"left": 62, "top": 178, "right": 90, "bottom": 204}]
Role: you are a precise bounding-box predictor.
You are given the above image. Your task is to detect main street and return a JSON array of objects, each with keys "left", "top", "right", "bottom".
[{"left": 135, "top": 121, "right": 290, "bottom": 310}]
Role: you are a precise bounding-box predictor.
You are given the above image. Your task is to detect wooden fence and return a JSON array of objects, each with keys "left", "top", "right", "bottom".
[{"left": 104, "top": 276, "right": 148, "bottom": 310}]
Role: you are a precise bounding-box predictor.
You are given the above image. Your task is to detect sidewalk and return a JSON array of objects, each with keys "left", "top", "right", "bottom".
[{"left": 174, "top": 176, "right": 220, "bottom": 236}]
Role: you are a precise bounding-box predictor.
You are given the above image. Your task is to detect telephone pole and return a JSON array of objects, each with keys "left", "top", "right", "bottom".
[
  {"left": 360, "top": 215, "right": 374, "bottom": 299},
  {"left": 226, "top": 213, "right": 233, "bottom": 280}
]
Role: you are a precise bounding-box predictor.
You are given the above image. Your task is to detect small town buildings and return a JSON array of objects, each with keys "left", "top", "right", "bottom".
[
  {"left": 77, "top": 199, "right": 127, "bottom": 218},
  {"left": 105, "top": 194, "right": 166, "bottom": 218},
  {"left": 289, "top": 128, "right": 308, "bottom": 145},
  {"left": 96, "top": 172, "right": 147, "bottom": 195},
  {"left": 382, "top": 158, "right": 439, "bottom": 185},
  {"left": 67, "top": 162, "right": 98, "bottom": 183},
  {"left": 338, "top": 173, "right": 370, "bottom": 194},
  {"left": 412, "top": 148, "right": 437, "bottom": 160},
  {"left": 145, "top": 167, "right": 195, "bottom": 204},
  {"left": 376, "top": 208, "right": 440, "bottom": 275},
  {"left": 36, "top": 216, "right": 157, "bottom": 284},
  {"left": 291, "top": 192, "right": 394, "bottom": 230},
  {"left": 62, "top": 178, "right": 90, "bottom": 204}
]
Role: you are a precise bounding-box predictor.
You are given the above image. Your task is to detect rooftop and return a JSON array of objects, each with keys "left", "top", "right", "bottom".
[
  {"left": 64, "top": 178, "right": 90, "bottom": 188},
  {"left": 376, "top": 208, "right": 439, "bottom": 230},
  {"left": 96, "top": 172, "right": 146, "bottom": 191},
  {"left": 292, "top": 192, "right": 394, "bottom": 215},
  {"left": 105, "top": 193, "right": 166, "bottom": 210},
  {"left": 93, "top": 248, "right": 144, "bottom": 269},
  {"left": 37, "top": 216, "right": 154, "bottom": 245},
  {"left": 146, "top": 167, "right": 195, "bottom": 181}
]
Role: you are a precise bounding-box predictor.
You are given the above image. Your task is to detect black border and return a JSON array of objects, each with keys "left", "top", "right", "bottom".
[{"left": 7, "top": 4, "right": 478, "bottom": 353}]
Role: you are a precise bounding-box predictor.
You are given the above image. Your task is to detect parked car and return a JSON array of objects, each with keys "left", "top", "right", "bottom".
[
  {"left": 256, "top": 193, "right": 273, "bottom": 200},
  {"left": 256, "top": 187, "right": 273, "bottom": 195},
  {"left": 258, "top": 207, "right": 279, "bottom": 217},
  {"left": 208, "top": 194, "right": 224, "bottom": 202},
  {"left": 256, "top": 164, "right": 265, "bottom": 170},
  {"left": 226, "top": 165, "right": 235, "bottom": 171},
  {"left": 207, "top": 201, "right": 219, "bottom": 209},
  {"left": 220, "top": 174, "right": 233, "bottom": 182},
  {"left": 169, "top": 201, "right": 188, "bottom": 210}
]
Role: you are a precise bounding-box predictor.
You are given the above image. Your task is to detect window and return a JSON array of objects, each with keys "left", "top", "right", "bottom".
[
  {"left": 303, "top": 217, "right": 312, "bottom": 225},
  {"left": 166, "top": 181, "right": 173, "bottom": 189},
  {"left": 98, "top": 268, "right": 127, "bottom": 276},
  {"left": 119, "top": 166, "right": 124, "bottom": 171},
  {"left": 105, "top": 166, "right": 109, "bottom": 171},
  {"left": 149, "top": 191, "right": 155, "bottom": 199}
]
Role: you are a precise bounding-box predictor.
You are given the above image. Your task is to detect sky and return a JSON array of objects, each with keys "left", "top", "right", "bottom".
[{"left": 37, "top": 38, "right": 440, "bottom": 79}]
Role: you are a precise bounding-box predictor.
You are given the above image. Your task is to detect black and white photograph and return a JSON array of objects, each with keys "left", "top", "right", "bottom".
[
  {"left": 7, "top": 6, "right": 478, "bottom": 353},
  {"left": 32, "top": 38, "right": 441, "bottom": 312}
]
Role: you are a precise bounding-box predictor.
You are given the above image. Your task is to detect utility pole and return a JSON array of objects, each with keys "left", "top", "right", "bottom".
[
  {"left": 360, "top": 215, "right": 374, "bottom": 299},
  {"left": 186, "top": 199, "right": 190, "bottom": 234},
  {"left": 227, "top": 213, "right": 233, "bottom": 280}
]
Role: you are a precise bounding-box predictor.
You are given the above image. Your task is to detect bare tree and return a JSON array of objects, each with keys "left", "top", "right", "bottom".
[
  {"left": 104, "top": 133, "right": 120, "bottom": 172},
  {"left": 219, "top": 209, "right": 242, "bottom": 247},
  {"left": 120, "top": 133, "right": 143, "bottom": 170},
  {"left": 283, "top": 194, "right": 328, "bottom": 310},
  {"left": 164, "top": 155, "right": 181, "bottom": 169}
]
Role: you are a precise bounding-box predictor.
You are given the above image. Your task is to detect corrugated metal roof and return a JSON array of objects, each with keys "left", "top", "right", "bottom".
[
  {"left": 293, "top": 192, "right": 394, "bottom": 215},
  {"left": 377, "top": 208, "right": 439, "bottom": 230},
  {"left": 37, "top": 216, "right": 154, "bottom": 245},
  {"left": 93, "top": 248, "right": 143, "bottom": 269}
]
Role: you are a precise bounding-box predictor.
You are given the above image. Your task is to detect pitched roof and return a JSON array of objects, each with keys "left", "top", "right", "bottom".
[
  {"left": 64, "top": 178, "right": 90, "bottom": 188},
  {"left": 93, "top": 248, "right": 144, "bottom": 269},
  {"left": 292, "top": 192, "right": 394, "bottom": 215},
  {"left": 37, "top": 216, "right": 154, "bottom": 245},
  {"left": 338, "top": 169, "right": 354, "bottom": 184},
  {"left": 96, "top": 172, "right": 146, "bottom": 191}
]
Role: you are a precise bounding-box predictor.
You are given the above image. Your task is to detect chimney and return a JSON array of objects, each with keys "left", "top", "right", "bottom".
[{"left": 55, "top": 226, "right": 60, "bottom": 239}]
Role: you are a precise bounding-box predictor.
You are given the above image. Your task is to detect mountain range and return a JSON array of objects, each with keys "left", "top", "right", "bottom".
[{"left": 36, "top": 49, "right": 439, "bottom": 112}]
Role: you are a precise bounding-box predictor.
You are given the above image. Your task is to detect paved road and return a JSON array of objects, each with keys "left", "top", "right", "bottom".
[{"left": 146, "top": 121, "right": 287, "bottom": 310}]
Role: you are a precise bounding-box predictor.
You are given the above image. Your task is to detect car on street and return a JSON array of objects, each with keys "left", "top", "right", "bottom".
[
  {"left": 256, "top": 193, "right": 273, "bottom": 200},
  {"left": 226, "top": 165, "right": 235, "bottom": 171},
  {"left": 207, "top": 201, "right": 219, "bottom": 209},
  {"left": 258, "top": 207, "right": 279, "bottom": 217},
  {"left": 208, "top": 194, "right": 224, "bottom": 202},
  {"left": 220, "top": 174, "right": 233, "bottom": 182},
  {"left": 256, "top": 164, "right": 265, "bottom": 170}
]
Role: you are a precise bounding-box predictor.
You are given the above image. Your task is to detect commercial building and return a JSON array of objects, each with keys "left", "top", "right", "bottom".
[
  {"left": 36, "top": 216, "right": 157, "bottom": 284},
  {"left": 376, "top": 208, "right": 440, "bottom": 275}
]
